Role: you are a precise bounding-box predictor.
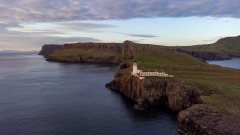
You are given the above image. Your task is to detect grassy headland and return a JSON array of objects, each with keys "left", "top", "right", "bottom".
[
  {"left": 121, "top": 41, "right": 240, "bottom": 115},
  {"left": 45, "top": 43, "right": 122, "bottom": 64},
  {"left": 180, "top": 35, "right": 240, "bottom": 57},
  {"left": 40, "top": 40, "right": 240, "bottom": 134},
  {"left": 41, "top": 40, "right": 240, "bottom": 115}
]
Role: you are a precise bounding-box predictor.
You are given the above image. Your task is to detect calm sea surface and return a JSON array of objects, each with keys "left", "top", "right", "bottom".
[
  {"left": 207, "top": 58, "right": 240, "bottom": 69},
  {"left": 0, "top": 53, "right": 179, "bottom": 135}
]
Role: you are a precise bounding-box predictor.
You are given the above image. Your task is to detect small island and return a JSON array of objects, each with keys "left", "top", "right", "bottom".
[{"left": 39, "top": 36, "right": 240, "bottom": 135}]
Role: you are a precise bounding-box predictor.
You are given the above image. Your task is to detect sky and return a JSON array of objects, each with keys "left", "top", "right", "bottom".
[{"left": 0, "top": 0, "right": 240, "bottom": 51}]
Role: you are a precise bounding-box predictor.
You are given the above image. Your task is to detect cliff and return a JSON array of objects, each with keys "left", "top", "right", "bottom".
[
  {"left": 42, "top": 42, "right": 122, "bottom": 64},
  {"left": 39, "top": 40, "right": 240, "bottom": 135},
  {"left": 105, "top": 41, "right": 240, "bottom": 135},
  {"left": 175, "top": 49, "right": 231, "bottom": 60},
  {"left": 106, "top": 72, "right": 201, "bottom": 111},
  {"left": 38, "top": 44, "right": 60, "bottom": 57},
  {"left": 39, "top": 40, "right": 236, "bottom": 62},
  {"left": 178, "top": 104, "right": 240, "bottom": 135}
]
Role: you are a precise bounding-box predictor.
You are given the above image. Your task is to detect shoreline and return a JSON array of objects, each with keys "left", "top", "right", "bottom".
[{"left": 39, "top": 41, "right": 240, "bottom": 135}]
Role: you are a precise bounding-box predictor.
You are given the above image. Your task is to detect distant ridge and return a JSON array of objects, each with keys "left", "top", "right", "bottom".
[
  {"left": 0, "top": 50, "right": 20, "bottom": 52},
  {"left": 180, "top": 35, "right": 240, "bottom": 57},
  {"left": 208, "top": 35, "right": 240, "bottom": 56}
]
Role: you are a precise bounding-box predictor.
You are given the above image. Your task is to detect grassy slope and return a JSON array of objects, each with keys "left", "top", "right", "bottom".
[
  {"left": 128, "top": 43, "right": 240, "bottom": 115},
  {"left": 47, "top": 41, "right": 240, "bottom": 115},
  {"left": 182, "top": 36, "right": 240, "bottom": 56},
  {"left": 207, "top": 36, "right": 240, "bottom": 55}
]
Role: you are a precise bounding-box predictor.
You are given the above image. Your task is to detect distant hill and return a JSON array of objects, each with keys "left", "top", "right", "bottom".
[
  {"left": 180, "top": 35, "right": 240, "bottom": 57},
  {"left": 207, "top": 36, "right": 240, "bottom": 56}
]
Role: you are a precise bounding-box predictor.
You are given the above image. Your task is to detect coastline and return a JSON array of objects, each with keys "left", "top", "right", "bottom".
[
  {"left": 207, "top": 58, "right": 240, "bottom": 70},
  {"left": 39, "top": 41, "right": 240, "bottom": 135}
]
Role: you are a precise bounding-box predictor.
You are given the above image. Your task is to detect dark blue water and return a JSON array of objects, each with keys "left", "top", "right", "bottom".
[
  {"left": 0, "top": 53, "right": 179, "bottom": 135},
  {"left": 207, "top": 58, "right": 240, "bottom": 69}
]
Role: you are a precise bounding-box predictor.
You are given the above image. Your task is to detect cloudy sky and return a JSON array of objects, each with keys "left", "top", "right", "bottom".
[{"left": 0, "top": 0, "right": 240, "bottom": 51}]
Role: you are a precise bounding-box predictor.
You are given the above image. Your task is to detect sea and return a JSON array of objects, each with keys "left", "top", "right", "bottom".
[
  {"left": 207, "top": 58, "right": 240, "bottom": 69},
  {"left": 0, "top": 52, "right": 179, "bottom": 135}
]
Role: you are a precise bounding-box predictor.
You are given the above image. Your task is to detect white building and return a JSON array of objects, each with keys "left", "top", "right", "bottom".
[
  {"left": 131, "top": 62, "right": 174, "bottom": 79},
  {"left": 132, "top": 62, "right": 138, "bottom": 74}
]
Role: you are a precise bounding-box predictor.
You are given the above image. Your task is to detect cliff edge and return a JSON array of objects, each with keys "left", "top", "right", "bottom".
[
  {"left": 106, "top": 72, "right": 201, "bottom": 111},
  {"left": 38, "top": 44, "right": 60, "bottom": 57},
  {"left": 41, "top": 42, "right": 122, "bottom": 64},
  {"left": 106, "top": 41, "right": 240, "bottom": 135},
  {"left": 39, "top": 40, "right": 240, "bottom": 135}
]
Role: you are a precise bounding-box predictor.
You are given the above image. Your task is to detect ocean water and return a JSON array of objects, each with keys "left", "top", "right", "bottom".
[
  {"left": 0, "top": 53, "right": 179, "bottom": 135},
  {"left": 207, "top": 58, "right": 240, "bottom": 69}
]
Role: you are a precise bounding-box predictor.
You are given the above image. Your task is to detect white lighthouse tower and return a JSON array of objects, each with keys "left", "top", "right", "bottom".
[{"left": 132, "top": 61, "right": 138, "bottom": 75}]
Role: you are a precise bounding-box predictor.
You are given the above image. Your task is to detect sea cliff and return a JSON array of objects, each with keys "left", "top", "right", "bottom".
[
  {"left": 41, "top": 42, "right": 122, "bottom": 64},
  {"left": 175, "top": 49, "right": 231, "bottom": 60},
  {"left": 105, "top": 72, "right": 201, "bottom": 111},
  {"left": 39, "top": 41, "right": 235, "bottom": 61},
  {"left": 39, "top": 44, "right": 60, "bottom": 57},
  {"left": 39, "top": 40, "right": 240, "bottom": 135}
]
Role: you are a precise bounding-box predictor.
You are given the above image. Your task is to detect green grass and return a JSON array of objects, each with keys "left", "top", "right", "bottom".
[
  {"left": 125, "top": 43, "right": 240, "bottom": 114},
  {"left": 181, "top": 36, "right": 240, "bottom": 56},
  {"left": 47, "top": 41, "right": 240, "bottom": 115}
]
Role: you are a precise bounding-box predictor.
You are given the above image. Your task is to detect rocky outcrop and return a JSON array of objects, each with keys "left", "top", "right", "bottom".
[
  {"left": 38, "top": 44, "right": 60, "bottom": 57},
  {"left": 178, "top": 104, "right": 240, "bottom": 135},
  {"left": 122, "top": 41, "right": 136, "bottom": 59},
  {"left": 106, "top": 72, "right": 201, "bottom": 111},
  {"left": 106, "top": 70, "right": 240, "bottom": 135}
]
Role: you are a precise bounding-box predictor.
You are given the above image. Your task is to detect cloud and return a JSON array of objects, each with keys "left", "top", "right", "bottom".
[
  {"left": 114, "top": 32, "right": 158, "bottom": 38},
  {"left": 7, "top": 22, "right": 114, "bottom": 33},
  {"left": 0, "top": 30, "right": 101, "bottom": 50},
  {"left": 55, "top": 22, "right": 115, "bottom": 31},
  {"left": 127, "top": 34, "right": 158, "bottom": 38},
  {"left": 0, "top": 0, "right": 239, "bottom": 50},
  {"left": 0, "top": 0, "right": 240, "bottom": 28}
]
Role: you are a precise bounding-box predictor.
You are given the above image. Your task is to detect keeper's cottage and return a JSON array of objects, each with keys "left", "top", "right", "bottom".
[{"left": 131, "top": 61, "right": 173, "bottom": 79}]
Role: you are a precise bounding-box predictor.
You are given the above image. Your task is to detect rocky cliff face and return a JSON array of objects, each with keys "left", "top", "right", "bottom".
[
  {"left": 40, "top": 42, "right": 123, "bottom": 64},
  {"left": 61, "top": 42, "right": 122, "bottom": 50},
  {"left": 38, "top": 44, "right": 60, "bottom": 57},
  {"left": 176, "top": 49, "right": 231, "bottom": 60},
  {"left": 122, "top": 41, "right": 136, "bottom": 59},
  {"left": 106, "top": 72, "right": 201, "bottom": 111},
  {"left": 39, "top": 41, "right": 236, "bottom": 135},
  {"left": 178, "top": 104, "right": 240, "bottom": 135},
  {"left": 47, "top": 55, "right": 122, "bottom": 64},
  {"left": 106, "top": 70, "right": 239, "bottom": 135},
  {"left": 39, "top": 41, "right": 233, "bottom": 61}
]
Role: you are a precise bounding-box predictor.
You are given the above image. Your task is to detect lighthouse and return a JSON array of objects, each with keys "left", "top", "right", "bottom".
[
  {"left": 131, "top": 61, "right": 173, "bottom": 79},
  {"left": 132, "top": 61, "right": 138, "bottom": 74}
]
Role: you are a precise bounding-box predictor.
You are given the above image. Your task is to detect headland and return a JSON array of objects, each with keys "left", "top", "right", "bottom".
[{"left": 39, "top": 37, "right": 240, "bottom": 135}]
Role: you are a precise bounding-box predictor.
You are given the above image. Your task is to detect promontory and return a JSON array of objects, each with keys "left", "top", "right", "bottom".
[{"left": 39, "top": 36, "right": 240, "bottom": 135}]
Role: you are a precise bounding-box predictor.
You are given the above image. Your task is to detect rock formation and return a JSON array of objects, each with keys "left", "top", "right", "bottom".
[
  {"left": 38, "top": 44, "right": 60, "bottom": 57},
  {"left": 106, "top": 72, "right": 201, "bottom": 111}
]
